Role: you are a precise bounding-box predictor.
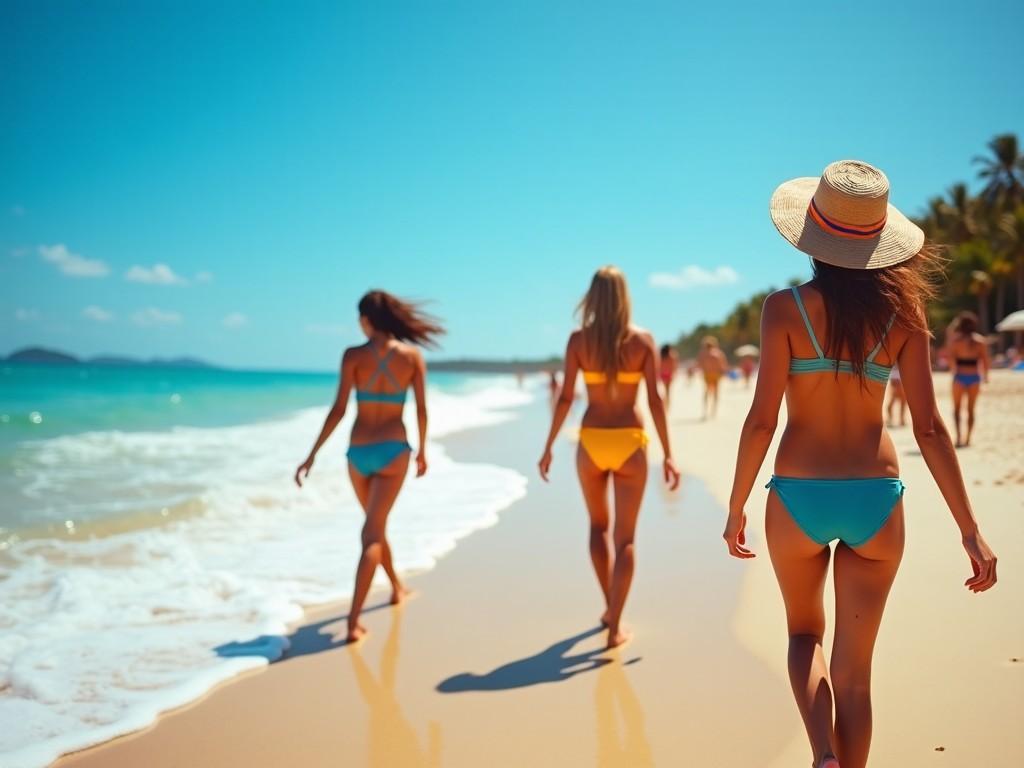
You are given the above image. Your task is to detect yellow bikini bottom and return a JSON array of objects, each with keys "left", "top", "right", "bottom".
[{"left": 578, "top": 427, "right": 648, "bottom": 472}]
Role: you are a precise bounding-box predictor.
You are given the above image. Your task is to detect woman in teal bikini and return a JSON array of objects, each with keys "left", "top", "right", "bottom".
[
  {"left": 296, "top": 290, "right": 443, "bottom": 643},
  {"left": 724, "top": 161, "right": 997, "bottom": 768}
]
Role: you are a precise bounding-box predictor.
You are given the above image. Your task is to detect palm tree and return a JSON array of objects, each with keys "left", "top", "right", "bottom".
[
  {"left": 974, "top": 133, "right": 1024, "bottom": 207},
  {"left": 968, "top": 269, "right": 993, "bottom": 332}
]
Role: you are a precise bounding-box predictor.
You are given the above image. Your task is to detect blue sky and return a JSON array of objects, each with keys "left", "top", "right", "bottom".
[{"left": 2, "top": 1, "right": 1022, "bottom": 370}]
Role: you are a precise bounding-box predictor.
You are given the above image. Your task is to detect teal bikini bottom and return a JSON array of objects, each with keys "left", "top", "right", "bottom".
[
  {"left": 347, "top": 441, "right": 411, "bottom": 476},
  {"left": 767, "top": 476, "right": 905, "bottom": 547}
]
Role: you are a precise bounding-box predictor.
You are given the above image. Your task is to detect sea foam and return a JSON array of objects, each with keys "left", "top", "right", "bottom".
[{"left": 0, "top": 378, "right": 533, "bottom": 767}]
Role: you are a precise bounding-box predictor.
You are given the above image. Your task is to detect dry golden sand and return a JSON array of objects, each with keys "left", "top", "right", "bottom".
[{"left": 54, "top": 371, "right": 1023, "bottom": 767}]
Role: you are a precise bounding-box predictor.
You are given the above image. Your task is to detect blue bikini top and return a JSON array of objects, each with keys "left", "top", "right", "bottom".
[
  {"left": 355, "top": 346, "right": 407, "bottom": 404},
  {"left": 789, "top": 286, "right": 894, "bottom": 384}
]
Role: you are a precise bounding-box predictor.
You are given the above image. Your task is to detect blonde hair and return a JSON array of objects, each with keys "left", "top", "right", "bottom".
[
  {"left": 578, "top": 266, "right": 631, "bottom": 388},
  {"left": 701, "top": 335, "right": 719, "bottom": 349}
]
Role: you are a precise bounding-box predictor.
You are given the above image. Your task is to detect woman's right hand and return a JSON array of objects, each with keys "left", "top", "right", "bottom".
[
  {"left": 294, "top": 455, "right": 315, "bottom": 488},
  {"left": 962, "top": 530, "right": 997, "bottom": 592},
  {"left": 538, "top": 448, "right": 553, "bottom": 482}
]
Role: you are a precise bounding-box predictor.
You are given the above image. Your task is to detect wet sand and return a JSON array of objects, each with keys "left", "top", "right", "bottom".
[{"left": 54, "top": 371, "right": 1023, "bottom": 766}]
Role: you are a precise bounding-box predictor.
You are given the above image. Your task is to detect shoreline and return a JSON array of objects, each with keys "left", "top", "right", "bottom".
[{"left": 45, "top": 370, "right": 1024, "bottom": 766}]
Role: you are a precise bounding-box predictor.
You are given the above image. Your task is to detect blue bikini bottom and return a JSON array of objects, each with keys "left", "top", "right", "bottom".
[
  {"left": 347, "top": 441, "right": 411, "bottom": 476},
  {"left": 767, "top": 475, "right": 905, "bottom": 547},
  {"left": 954, "top": 372, "right": 981, "bottom": 387}
]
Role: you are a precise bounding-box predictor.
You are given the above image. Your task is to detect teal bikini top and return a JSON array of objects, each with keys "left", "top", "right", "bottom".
[
  {"left": 355, "top": 346, "right": 408, "bottom": 404},
  {"left": 789, "top": 286, "right": 894, "bottom": 384}
]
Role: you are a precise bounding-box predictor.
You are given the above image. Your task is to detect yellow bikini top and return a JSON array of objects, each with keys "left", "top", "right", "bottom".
[{"left": 581, "top": 370, "right": 643, "bottom": 384}]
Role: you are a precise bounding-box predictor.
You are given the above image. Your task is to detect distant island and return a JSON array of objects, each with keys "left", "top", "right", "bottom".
[
  {"left": 4, "top": 347, "right": 216, "bottom": 369},
  {"left": 3, "top": 346, "right": 562, "bottom": 373},
  {"left": 428, "top": 357, "right": 562, "bottom": 374}
]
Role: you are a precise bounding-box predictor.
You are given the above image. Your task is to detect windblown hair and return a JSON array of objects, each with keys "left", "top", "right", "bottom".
[
  {"left": 358, "top": 290, "right": 444, "bottom": 348},
  {"left": 811, "top": 243, "right": 943, "bottom": 379},
  {"left": 578, "top": 266, "right": 631, "bottom": 386},
  {"left": 953, "top": 310, "right": 978, "bottom": 335}
]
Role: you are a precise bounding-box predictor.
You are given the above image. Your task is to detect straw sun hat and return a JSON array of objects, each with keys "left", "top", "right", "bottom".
[{"left": 770, "top": 160, "right": 924, "bottom": 269}]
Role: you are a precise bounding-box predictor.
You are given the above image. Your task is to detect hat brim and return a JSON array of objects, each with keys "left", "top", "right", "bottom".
[{"left": 770, "top": 177, "right": 925, "bottom": 269}]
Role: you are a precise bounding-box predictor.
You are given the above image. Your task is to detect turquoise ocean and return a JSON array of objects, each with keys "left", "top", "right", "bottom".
[{"left": 0, "top": 363, "right": 534, "bottom": 767}]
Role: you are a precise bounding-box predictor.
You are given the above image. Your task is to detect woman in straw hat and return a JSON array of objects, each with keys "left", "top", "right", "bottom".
[
  {"left": 539, "top": 266, "right": 680, "bottom": 648},
  {"left": 723, "top": 161, "right": 997, "bottom": 768}
]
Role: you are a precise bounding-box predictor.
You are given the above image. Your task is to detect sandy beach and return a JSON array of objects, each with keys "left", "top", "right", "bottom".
[{"left": 54, "top": 370, "right": 1023, "bottom": 767}]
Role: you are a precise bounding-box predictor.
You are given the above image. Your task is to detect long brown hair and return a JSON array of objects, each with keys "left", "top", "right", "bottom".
[
  {"left": 358, "top": 290, "right": 444, "bottom": 348},
  {"left": 811, "top": 243, "right": 943, "bottom": 378},
  {"left": 577, "top": 266, "right": 631, "bottom": 385},
  {"left": 952, "top": 310, "right": 978, "bottom": 335}
]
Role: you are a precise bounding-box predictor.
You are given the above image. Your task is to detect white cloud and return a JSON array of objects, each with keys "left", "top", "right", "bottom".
[
  {"left": 194, "top": 271, "right": 214, "bottom": 283},
  {"left": 11, "top": 205, "right": 25, "bottom": 217},
  {"left": 14, "top": 308, "right": 39, "bottom": 322},
  {"left": 305, "top": 323, "right": 348, "bottom": 337},
  {"left": 82, "top": 305, "right": 114, "bottom": 323},
  {"left": 132, "top": 307, "right": 182, "bottom": 327},
  {"left": 39, "top": 244, "right": 109, "bottom": 278},
  {"left": 222, "top": 312, "right": 248, "bottom": 329},
  {"left": 649, "top": 265, "right": 740, "bottom": 290},
  {"left": 124, "top": 263, "right": 187, "bottom": 285}
]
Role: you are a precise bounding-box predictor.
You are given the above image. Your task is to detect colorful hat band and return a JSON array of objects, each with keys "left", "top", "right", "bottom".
[{"left": 808, "top": 198, "right": 887, "bottom": 240}]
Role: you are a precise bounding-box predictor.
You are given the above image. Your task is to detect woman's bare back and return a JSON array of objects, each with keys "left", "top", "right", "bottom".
[
  {"left": 348, "top": 340, "right": 421, "bottom": 442},
  {"left": 571, "top": 327, "right": 652, "bottom": 428},
  {"left": 767, "top": 287, "right": 908, "bottom": 478}
]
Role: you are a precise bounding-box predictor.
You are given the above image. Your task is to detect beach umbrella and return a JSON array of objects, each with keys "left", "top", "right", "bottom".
[
  {"left": 995, "top": 310, "right": 1024, "bottom": 332},
  {"left": 734, "top": 344, "right": 760, "bottom": 358}
]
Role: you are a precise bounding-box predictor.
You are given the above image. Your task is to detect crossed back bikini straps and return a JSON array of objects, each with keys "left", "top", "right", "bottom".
[{"left": 355, "top": 345, "right": 408, "bottom": 404}]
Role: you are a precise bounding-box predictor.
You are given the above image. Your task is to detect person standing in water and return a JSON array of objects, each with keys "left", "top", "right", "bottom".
[
  {"left": 658, "top": 343, "right": 679, "bottom": 410},
  {"left": 295, "top": 290, "right": 443, "bottom": 643},
  {"left": 696, "top": 335, "right": 728, "bottom": 418},
  {"left": 724, "top": 161, "right": 996, "bottom": 768},
  {"left": 945, "top": 311, "right": 990, "bottom": 447},
  {"left": 539, "top": 266, "right": 680, "bottom": 648}
]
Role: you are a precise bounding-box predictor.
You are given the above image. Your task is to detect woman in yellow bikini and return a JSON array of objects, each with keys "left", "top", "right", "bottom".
[{"left": 539, "top": 266, "right": 680, "bottom": 648}]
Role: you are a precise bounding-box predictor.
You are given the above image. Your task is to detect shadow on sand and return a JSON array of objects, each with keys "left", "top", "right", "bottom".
[
  {"left": 436, "top": 626, "right": 632, "bottom": 693},
  {"left": 214, "top": 600, "right": 393, "bottom": 662}
]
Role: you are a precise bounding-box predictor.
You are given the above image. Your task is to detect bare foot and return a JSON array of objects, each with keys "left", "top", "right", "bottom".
[
  {"left": 346, "top": 622, "right": 368, "bottom": 643},
  {"left": 606, "top": 627, "right": 633, "bottom": 649},
  {"left": 391, "top": 586, "right": 412, "bottom": 605}
]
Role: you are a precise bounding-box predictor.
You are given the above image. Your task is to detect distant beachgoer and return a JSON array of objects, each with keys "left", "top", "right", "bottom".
[
  {"left": 658, "top": 344, "right": 679, "bottom": 409},
  {"left": 739, "top": 356, "right": 757, "bottom": 387},
  {"left": 539, "top": 266, "right": 680, "bottom": 649},
  {"left": 725, "top": 161, "right": 996, "bottom": 768},
  {"left": 696, "top": 336, "right": 728, "bottom": 418},
  {"left": 885, "top": 365, "right": 907, "bottom": 427},
  {"left": 684, "top": 362, "right": 696, "bottom": 386},
  {"left": 295, "top": 290, "right": 443, "bottom": 643},
  {"left": 549, "top": 370, "right": 560, "bottom": 398},
  {"left": 945, "top": 311, "right": 990, "bottom": 447}
]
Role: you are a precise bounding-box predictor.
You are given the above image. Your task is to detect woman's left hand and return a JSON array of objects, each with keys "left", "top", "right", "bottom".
[
  {"left": 415, "top": 451, "right": 428, "bottom": 477},
  {"left": 294, "top": 455, "right": 315, "bottom": 487},
  {"left": 723, "top": 510, "right": 756, "bottom": 559},
  {"left": 538, "top": 449, "right": 553, "bottom": 481},
  {"left": 663, "top": 457, "right": 681, "bottom": 490}
]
